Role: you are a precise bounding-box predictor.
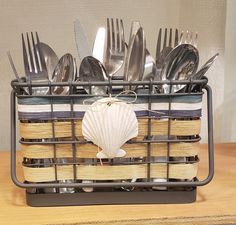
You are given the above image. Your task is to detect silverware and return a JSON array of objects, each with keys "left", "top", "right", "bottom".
[
  {"left": 160, "top": 44, "right": 199, "bottom": 93},
  {"left": 92, "top": 27, "right": 106, "bottom": 64},
  {"left": 82, "top": 180, "right": 94, "bottom": 193},
  {"left": 7, "top": 51, "right": 20, "bottom": 81},
  {"left": 7, "top": 51, "right": 30, "bottom": 94},
  {"left": 22, "top": 32, "right": 49, "bottom": 95},
  {"left": 124, "top": 27, "right": 146, "bottom": 90},
  {"left": 128, "top": 21, "right": 141, "bottom": 41},
  {"left": 41, "top": 158, "right": 57, "bottom": 193},
  {"left": 104, "top": 18, "right": 125, "bottom": 78},
  {"left": 74, "top": 18, "right": 92, "bottom": 61},
  {"left": 142, "top": 48, "right": 157, "bottom": 81},
  {"left": 36, "top": 42, "right": 59, "bottom": 81},
  {"left": 190, "top": 53, "right": 219, "bottom": 91},
  {"left": 112, "top": 157, "right": 138, "bottom": 192},
  {"left": 79, "top": 56, "right": 108, "bottom": 95},
  {"left": 179, "top": 30, "right": 198, "bottom": 47},
  {"left": 57, "top": 158, "right": 75, "bottom": 193},
  {"left": 193, "top": 53, "right": 219, "bottom": 79},
  {"left": 52, "top": 53, "right": 75, "bottom": 95},
  {"left": 156, "top": 28, "right": 179, "bottom": 70},
  {"left": 125, "top": 21, "right": 156, "bottom": 82},
  {"left": 24, "top": 158, "right": 56, "bottom": 194},
  {"left": 152, "top": 156, "right": 167, "bottom": 191}
]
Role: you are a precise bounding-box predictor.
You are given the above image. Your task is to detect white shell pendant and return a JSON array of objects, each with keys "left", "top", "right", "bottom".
[{"left": 82, "top": 97, "right": 138, "bottom": 158}]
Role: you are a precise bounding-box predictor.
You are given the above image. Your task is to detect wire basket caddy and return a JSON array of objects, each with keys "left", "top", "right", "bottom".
[{"left": 10, "top": 78, "right": 214, "bottom": 206}]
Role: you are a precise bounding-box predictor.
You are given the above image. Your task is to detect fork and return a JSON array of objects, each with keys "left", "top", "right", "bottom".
[
  {"left": 179, "top": 30, "right": 198, "bottom": 47},
  {"left": 156, "top": 28, "right": 179, "bottom": 69},
  {"left": 104, "top": 18, "right": 125, "bottom": 78},
  {"left": 22, "top": 32, "right": 49, "bottom": 95}
]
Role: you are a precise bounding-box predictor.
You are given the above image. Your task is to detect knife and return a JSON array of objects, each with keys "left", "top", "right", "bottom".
[
  {"left": 74, "top": 18, "right": 92, "bottom": 61},
  {"left": 92, "top": 27, "right": 106, "bottom": 64},
  {"left": 124, "top": 26, "right": 146, "bottom": 90}
]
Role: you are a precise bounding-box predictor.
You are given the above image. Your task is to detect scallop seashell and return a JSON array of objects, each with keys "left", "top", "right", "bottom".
[{"left": 82, "top": 97, "right": 138, "bottom": 158}]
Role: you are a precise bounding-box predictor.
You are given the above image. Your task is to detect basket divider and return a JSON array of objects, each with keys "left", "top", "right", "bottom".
[
  {"left": 166, "top": 82, "right": 173, "bottom": 183},
  {"left": 70, "top": 87, "right": 77, "bottom": 183},
  {"left": 50, "top": 86, "right": 59, "bottom": 192},
  {"left": 146, "top": 81, "right": 153, "bottom": 182}
]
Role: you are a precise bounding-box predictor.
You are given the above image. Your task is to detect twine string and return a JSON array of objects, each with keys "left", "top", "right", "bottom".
[
  {"left": 82, "top": 90, "right": 165, "bottom": 116},
  {"left": 83, "top": 90, "right": 165, "bottom": 162}
]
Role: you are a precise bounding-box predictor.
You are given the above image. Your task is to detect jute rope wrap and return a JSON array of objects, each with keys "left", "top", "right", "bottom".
[
  {"left": 18, "top": 93, "right": 202, "bottom": 183},
  {"left": 20, "top": 118, "right": 201, "bottom": 139},
  {"left": 23, "top": 164, "right": 198, "bottom": 183}
]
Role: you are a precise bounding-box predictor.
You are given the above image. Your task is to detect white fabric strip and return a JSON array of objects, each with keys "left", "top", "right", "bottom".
[{"left": 17, "top": 101, "right": 202, "bottom": 113}]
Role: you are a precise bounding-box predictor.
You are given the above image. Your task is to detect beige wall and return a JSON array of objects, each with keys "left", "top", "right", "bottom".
[
  {"left": 0, "top": 0, "right": 232, "bottom": 150},
  {"left": 221, "top": 0, "right": 236, "bottom": 141}
]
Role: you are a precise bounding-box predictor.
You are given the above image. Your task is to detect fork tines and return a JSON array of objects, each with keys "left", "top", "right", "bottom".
[
  {"left": 22, "top": 32, "right": 47, "bottom": 76},
  {"left": 156, "top": 28, "right": 198, "bottom": 68},
  {"left": 106, "top": 18, "right": 125, "bottom": 53},
  {"left": 156, "top": 28, "right": 179, "bottom": 68},
  {"left": 179, "top": 30, "right": 198, "bottom": 47}
]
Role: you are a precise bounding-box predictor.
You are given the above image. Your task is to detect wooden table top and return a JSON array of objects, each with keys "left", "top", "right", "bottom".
[{"left": 0, "top": 143, "right": 235, "bottom": 225}]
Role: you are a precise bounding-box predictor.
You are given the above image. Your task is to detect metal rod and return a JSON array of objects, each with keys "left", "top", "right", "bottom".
[{"left": 10, "top": 81, "right": 214, "bottom": 191}]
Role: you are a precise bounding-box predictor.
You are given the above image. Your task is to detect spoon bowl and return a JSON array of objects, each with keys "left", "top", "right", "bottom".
[
  {"left": 79, "top": 56, "right": 108, "bottom": 95},
  {"left": 37, "top": 42, "right": 59, "bottom": 81},
  {"left": 160, "top": 44, "right": 199, "bottom": 93},
  {"left": 52, "top": 53, "right": 75, "bottom": 95}
]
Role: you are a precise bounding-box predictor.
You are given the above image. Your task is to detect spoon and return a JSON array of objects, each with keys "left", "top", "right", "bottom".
[
  {"left": 37, "top": 42, "right": 59, "bottom": 81},
  {"left": 79, "top": 56, "right": 108, "bottom": 95},
  {"left": 160, "top": 44, "right": 199, "bottom": 93},
  {"left": 52, "top": 53, "right": 75, "bottom": 95}
]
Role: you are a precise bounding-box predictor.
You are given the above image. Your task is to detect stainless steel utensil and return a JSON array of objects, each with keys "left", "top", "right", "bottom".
[
  {"left": 24, "top": 158, "right": 56, "bottom": 194},
  {"left": 179, "top": 30, "right": 198, "bottom": 47},
  {"left": 7, "top": 51, "right": 31, "bottom": 94},
  {"left": 104, "top": 18, "right": 125, "bottom": 77},
  {"left": 74, "top": 18, "right": 92, "bottom": 61},
  {"left": 128, "top": 21, "right": 141, "bottom": 41},
  {"left": 7, "top": 51, "right": 20, "bottom": 81},
  {"left": 36, "top": 42, "right": 59, "bottom": 81},
  {"left": 92, "top": 27, "right": 106, "bottom": 64},
  {"left": 79, "top": 56, "right": 108, "bottom": 95},
  {"left": 193, "top": 53, "right": 219, "bottom": 80},
  {"left": 124, "top": 21, "right": 156, "bottom": 82},
  {"left": 124, "top": 27, "right": 146, "bottom": 90},
  {"left": 57, "top": 158, "right": 75, "bottom": 193},
  {"left": 52, "top": 53, "right": 75, "bottom": 95},
  {"left": 156, "top": 28, "right": 179, "bottom": 70},
  {"left": 160, "top": 44, "right": 199, "bottom": 93},
  {"left": 142, "top": 48, "right": 157, "bottom": 81},
  {"left": 22, "top": 32, "right": 49, "bottom": 95},
  {"left": 191, "top": 53, "right": 219, "bottom": 91}
]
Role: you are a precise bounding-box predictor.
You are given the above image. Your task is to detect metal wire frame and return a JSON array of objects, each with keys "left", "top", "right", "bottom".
[{"left": 10, "top": 78, "right": 214, "bottom": 189}]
